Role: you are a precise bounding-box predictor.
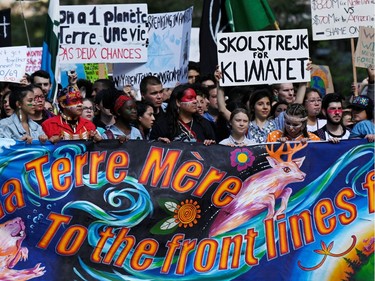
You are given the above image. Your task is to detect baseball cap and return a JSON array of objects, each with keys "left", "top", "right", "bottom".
[{"left": 348, "top": 95, "right": 374, "bottom": 111}]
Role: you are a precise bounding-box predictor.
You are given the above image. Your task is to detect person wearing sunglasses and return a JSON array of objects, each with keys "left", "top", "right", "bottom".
[{"left": 267, "top": 104, "right": 320, "bottom": 143}]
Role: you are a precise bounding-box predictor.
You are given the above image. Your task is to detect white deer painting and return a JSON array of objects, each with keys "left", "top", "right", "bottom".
[{"left": 209, "top": 143, "right": 307, "bottom": 237}]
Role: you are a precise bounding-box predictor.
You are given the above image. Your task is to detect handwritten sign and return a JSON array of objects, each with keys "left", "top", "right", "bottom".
[
  {"left": 311, "top": 0, "right": 375, "bottom": 41},
  {"left": 26, "top": 47, "right": 42, "bottom": 74},
  {"left": 0, "top": 46, "right": 27, "bottom": 82},
  {"left": 59, "top": 4, "right": 148, "bottom": 64},
  {"left": 217, "top": 29, "right": 310, "bottom": 87},
  {"left": 113, "top": 7, "right": 192, "bottom": 90},
  {"left": 355, "top": 26, "right": 374, "bottom": 68},
  {"left": 84, "top": 63, "right": 108, "bottom": 82}
]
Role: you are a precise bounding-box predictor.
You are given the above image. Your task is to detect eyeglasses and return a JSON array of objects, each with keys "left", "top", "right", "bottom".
[
  {"left": 34, "top": 95, "right": 45, "bottom": 101},
  {"left": 83, "top": 107, "right": 94, "bottom": 111},
  {"left": 306, "top": 99, "right": 322, "bottom": 104},
  {"left": 285, "top": 121, "right": 303, "bottom": 129}
]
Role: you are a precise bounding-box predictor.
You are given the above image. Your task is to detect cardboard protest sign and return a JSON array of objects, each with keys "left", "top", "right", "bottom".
[
  {"left": 217, "top": 29, "right": 310, "bottom": 87},
  {"left": 26, "top": 47, "right": 43, "bottom": 74},
  {"left": 311, "top": 0, "right": 375, "bottom": 41},
  {"left": 113, "top": 7, "right": 193, "bottom": 90},
  {"left": 0, "top": 46, "right": 27, "bottom": 82},
  {"left": 310, "top": 64, "right": 335, "bottom": 96},
  {"left": 59, "top": 4, "right": 148, "bottom": 64},
  {"left": 355, "top": 26, "right": 374, "bottom": 69}
]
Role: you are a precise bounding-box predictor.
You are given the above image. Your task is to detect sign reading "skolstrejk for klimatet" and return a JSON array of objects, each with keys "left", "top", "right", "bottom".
[{"left": 217, "top": 29, "right": 310, "bottom": 87}]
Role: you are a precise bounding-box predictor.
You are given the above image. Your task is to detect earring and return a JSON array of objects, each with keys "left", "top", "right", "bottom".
[{"left": 18, "top": 107, "right": 22, "bottom": 122}]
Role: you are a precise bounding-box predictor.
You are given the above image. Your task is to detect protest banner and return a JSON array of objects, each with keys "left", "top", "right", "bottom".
[
  {"left": 112, "top": 7, "right": 193, "bottom": 90},
  {"left": 0, "top": 8, "right": 11, "bottom": 47},
  {"left": 217, "top": 29, "right": 310, "bottom": 87},
  {"left": 0, "top": 46, "right": 27, "bottom": 82},
  {"left": 310, "top": 64, "right": 335, "bottom": 96},
  {"left": 355, "top": 26, "right": 374, "bottom": 69},
  {"left": 0, "top": 138, "right": 373, "bottom": 280},
  {"left": 58, "top": 4, "right": 148, "bottom": 64},
  {"left": 311, "top": 0, "right": 375, "bottom": 41},
  {"left": 26, "top": 47, "right": 43, "bottom": 75}
]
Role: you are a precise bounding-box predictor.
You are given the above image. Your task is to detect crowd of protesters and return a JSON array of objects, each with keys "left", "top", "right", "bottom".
[{"left": 0, "top": 62, "right": 374, "bottom": 145}]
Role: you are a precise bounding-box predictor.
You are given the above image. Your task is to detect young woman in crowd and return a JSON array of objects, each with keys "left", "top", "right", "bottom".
[
  {"left": 42, "top": 86, "right": 102, "bottom": 143},
  {"left": 0, "top": 90, "right": 14, "bottom": 119},
  {"left": 29, "top": 84, "right": 54, "bottom": 125},
  {"left": 102, "top": 92, "right": 142, "bottom": 141},
  {"left": 267, "top": 103, "right": 320, "bottom": 143},
  {"left": 150, "top": 84, "right": 216, "bottom": 145},
  {"left": 0, "top": 84, "right": 47, "bottom": 143},
  {"left": 270, "top": 101, "right": 288, "bottom": 119},
  {"left": 348, "top": 95, "right": 374, "bottom": 142},
  {"left": 302, "top": 88, "right": 327, "bottom": 132},
  {"left": 81, "top": 98, "right": 95, "bottom": 122},
  {"left": 247, "top": 88, "right": 277, "bottom": 143},
  {"left": 219, "top": 108, "right": 255, "bottom": 146},
  {"left": 136, "top": 101, "right": 155, "bottom": 140}
]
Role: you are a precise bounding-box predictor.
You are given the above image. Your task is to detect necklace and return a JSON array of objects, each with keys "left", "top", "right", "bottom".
[{"left": 229, "top": 135, "right": 245, "bottom": 145}]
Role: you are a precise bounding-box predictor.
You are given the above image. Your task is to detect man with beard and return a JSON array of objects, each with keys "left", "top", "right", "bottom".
[{"left": 314, "top": 93, "right": 350, "bottom": 143}]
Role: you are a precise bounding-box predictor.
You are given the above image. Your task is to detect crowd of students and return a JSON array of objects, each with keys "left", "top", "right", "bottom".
[{"left": 0, "top": 63, "right": 374, "bottom": 146}]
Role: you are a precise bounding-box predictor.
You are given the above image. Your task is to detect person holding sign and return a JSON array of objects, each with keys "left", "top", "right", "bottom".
[
  {"left": 247, "top": 88, "right": 277, "bottom": 143},
  {"left": 267, "top": 104, "right": 320, "bottom": 143},
  {"left": 0, "top": 84, "right": 48, "bottom": 143},
  {"left": 150, "top": 84, "right": 216, "bottom": 145}
]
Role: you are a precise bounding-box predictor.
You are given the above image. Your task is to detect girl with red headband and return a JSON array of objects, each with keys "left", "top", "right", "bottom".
[{"left": 102, "top": 92, "right": 142, "bottom": 141}]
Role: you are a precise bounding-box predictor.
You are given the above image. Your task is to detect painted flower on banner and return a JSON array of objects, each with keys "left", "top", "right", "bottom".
[
  {"left": 150, "top": 198, "right": 201, "bottom": 235},
  {"left": 230, "top": 148, "right": 255, "bottom": 172},
  {"left": 174, "top": 199, "right": 201, "bottom": 228}
]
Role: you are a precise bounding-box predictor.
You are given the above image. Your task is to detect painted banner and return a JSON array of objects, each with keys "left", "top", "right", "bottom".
[
  {"left": 0, "top": 46, "right": 28, "bottom": 82},
  {"left": 58, "top": 4, "right": 148, "bottom": 64},
  {"left": 311, "top": 0, "right": 375, "bottom": 41},
  {"left": 217, "top": 29, "right": 310, "bottom": 87},
  {"left": 112, "top": 7, "right": 193, "bottom": 91},
  {"left": 26, "top": 47, "right": 43, "bottom": 75},
  {"left": 355, "top": 26, "right": 374, "bottom": 69},
  {"left": 0, "top": 139, "right": 373, "bottom": 281}
]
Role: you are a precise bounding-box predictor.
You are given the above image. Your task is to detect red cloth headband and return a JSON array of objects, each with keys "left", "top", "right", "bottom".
[{"left": 114, "top": 95, "right": 132, "bottom": 114}]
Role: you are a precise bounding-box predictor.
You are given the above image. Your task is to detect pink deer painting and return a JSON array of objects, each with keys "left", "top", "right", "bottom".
[{"left": 209, "top": 143, "right": 307, "bottom": 237}]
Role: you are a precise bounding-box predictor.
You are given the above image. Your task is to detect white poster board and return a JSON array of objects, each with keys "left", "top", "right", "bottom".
[
  {"left": 113, "top": 7, "right": 193, "bottom": 90},
  {"left": 311, "top": 1, "right": 375, "bottom": 41},
  {"left": 355, "top": 26, "right": 374, "bottom": 69},
  {"left": 59, "top": 4, "right": 148, "bottom": 64},
  {"left": 189, "top": 27, "right": 200, "bottom": 63},
  {"left": 0, "top": 46, "right": 28, "bottom": 82},
  {"left": 217, "top": 29, "right": 310, "bottom": 87},
  {"left": 26, "top": 47, "right": 43, "bottom": 74}
]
